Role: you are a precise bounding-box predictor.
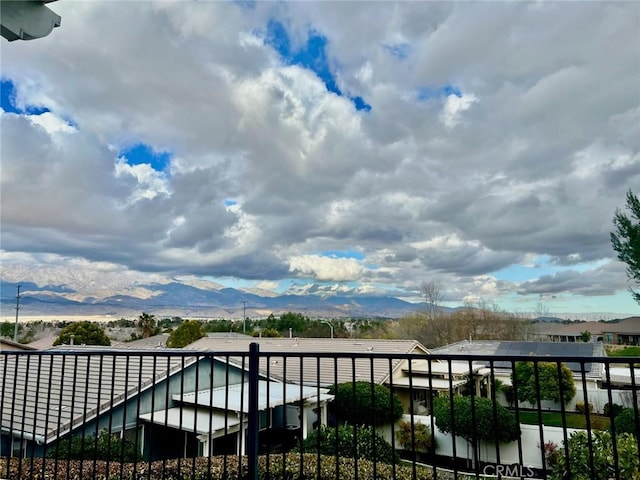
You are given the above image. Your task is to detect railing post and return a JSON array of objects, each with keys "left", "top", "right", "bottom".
[{"left": 247, "top": 342, "right": 259, "bottom": 480}]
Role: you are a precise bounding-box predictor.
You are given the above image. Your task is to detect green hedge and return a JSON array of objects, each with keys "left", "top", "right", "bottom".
[{"left": 0, "top": 453, "right": 434, "bottom": 480}]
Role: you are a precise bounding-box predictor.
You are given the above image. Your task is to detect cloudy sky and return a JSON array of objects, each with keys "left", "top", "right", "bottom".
[{"left": 1, "top": 1, "right": 639, "bottom": 316}]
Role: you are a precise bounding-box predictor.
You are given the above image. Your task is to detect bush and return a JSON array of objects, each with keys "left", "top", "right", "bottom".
[
  {"left": 604, "top": 402, "right": 625, "bottom": 418},
  {"left": 261, "top": 453, "right": 432, "bottom": 479},
  {"left": 614, "top": 408, "right": 639, "bottom": 437},
  {"left": 48, "top": 429, "right": 140, "bottom": 462},
  {"left": 548, "top": 430, "right": 639, "bottom": 480},
  {"left": 329, "top": 382, "right": 403, "bottom": 426},
  {"left": 0, "top": 454, "right": 434, "bottom": 480},
  {"left": 396, "top": 420, "right": 434, "bottom": 452},
  {"left": 575, "top": 401, "right": 593, "bottom": 414},
  {"left": 299, "top": 425, "right": 397, "bottom": 464}
]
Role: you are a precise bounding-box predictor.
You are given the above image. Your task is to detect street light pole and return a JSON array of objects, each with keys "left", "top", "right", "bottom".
[
  {"left": 13, "top": 285, "right": 21, "bottom": 342},
  {"left": 242, "top": 301, "right": 247, "bottom": 334},
  {"left": 321, "top": 321, "right": 334, "bottom": 339}
]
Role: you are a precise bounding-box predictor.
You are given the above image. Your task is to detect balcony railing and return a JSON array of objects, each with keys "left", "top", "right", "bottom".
[{"left": 1, "top": 344, "right": 639, "bottom": 479}]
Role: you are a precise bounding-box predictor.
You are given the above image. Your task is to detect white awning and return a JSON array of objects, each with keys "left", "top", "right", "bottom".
[
  {"left": 403, "top": 359, "right": 485, "bottom": 376},
  {"left": 140, "top": 407, "right": 241, "bottom": 438},
  {"left": 173, "top": 381, "right": 332, "bottom": 413}
]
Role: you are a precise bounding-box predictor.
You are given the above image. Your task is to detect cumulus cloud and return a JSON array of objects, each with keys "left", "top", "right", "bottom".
[
  {"left": 1, "top": 1, "right": 638, "bottom": 314},
  {"left": 289, "top": 255, "right": 364, "bottom": 282}
]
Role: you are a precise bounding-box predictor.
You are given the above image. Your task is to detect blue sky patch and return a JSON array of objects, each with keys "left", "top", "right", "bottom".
[
  {"left": 352, "top": 96, "right": 372, "bottom": 112},
  {"left": 320, "top": 249, "right": 365, "bottom": 260},
  {"left": 265, "top": 20, "right": 371, "bottom": 112},
  {"left": 225, "top": 199, "right": 237, "bottom": 207},
  {"left": 417, "top": 85, "right": 463, "bottom": 101},
  {"left": 1, "top": 79, "right": 50, "bottom": 115},
  {"left": 119, "top": 143, "right": 171, "bottom": 172},
  {"left": 383, "top": 43, "right": 411, "bottom": 60},
  {"left": 233, "top": 0, "right": 256, "bottom": 9}
]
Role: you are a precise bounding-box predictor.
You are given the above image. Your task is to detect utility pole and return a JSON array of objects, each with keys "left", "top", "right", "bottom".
[
  {"left": 13, "top": 285, "right": 21, "bottom": 342},
  {"left": 242, "top": 301, "right": 248, "bottom": 334}
]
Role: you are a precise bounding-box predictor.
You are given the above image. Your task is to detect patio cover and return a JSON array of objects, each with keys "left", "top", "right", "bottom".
[
  {"left": 139, "top": 407, "right": 241, "bottom": 438},
  {"left": 390, "top": 376, "right": 467, "bottom": 391},
  {"left": 173, "top": 381, "right": 332, "bottom": 413}
]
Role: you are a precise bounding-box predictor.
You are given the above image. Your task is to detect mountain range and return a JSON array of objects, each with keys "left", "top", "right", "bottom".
[{"left": 0, "top": 280, "right": 431, "bottom": 319}]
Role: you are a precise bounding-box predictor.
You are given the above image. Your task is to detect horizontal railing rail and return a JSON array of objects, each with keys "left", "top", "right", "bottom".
[{"left": 1, "top": 346, "right": 638, "bottom": 479}]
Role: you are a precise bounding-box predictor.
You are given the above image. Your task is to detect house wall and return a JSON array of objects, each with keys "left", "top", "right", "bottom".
[
  {"left": 39, "top": 357, "right": 246, "bottom": 460},
  {"left": 387, "top": 414, "right": 583, "bottom": 470}
]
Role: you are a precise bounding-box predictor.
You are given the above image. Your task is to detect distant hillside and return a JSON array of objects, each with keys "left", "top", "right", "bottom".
[{"left": 0, "top": 280, "right": 436, "bottom": 319}]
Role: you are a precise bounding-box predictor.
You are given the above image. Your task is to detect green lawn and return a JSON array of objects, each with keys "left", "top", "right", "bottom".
[
  {"left": 606, "top": 346, "right": 640, "bottom": 357},
  {"left": 517, "top": 411, "right": 610, "bottom": 430}
]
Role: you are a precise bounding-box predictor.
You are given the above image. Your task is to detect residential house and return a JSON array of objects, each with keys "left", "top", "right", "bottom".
[
  {"left": 186, "top": 337, "right": 490, "bottom": 417},
  {"left": 539, "top": 322, "right": 605, "bottom": 343},
  {"left": 429, "top": 340, "right": 633, "bottom": 411},
  {"left": 540, "top": 317, "right": 640, "bottom": 345},
  {"left": 0, "top": 345, "right": 330, "bottom": 461},
  {"left": 601, "top": 316, "right": 640, "bottom": 345}
]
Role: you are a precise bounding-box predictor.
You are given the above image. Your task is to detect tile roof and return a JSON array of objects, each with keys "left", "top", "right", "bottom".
[
  {"left": 0, "top": 350, "right": 195, "bottom": 444},
  {"left": 540, "top": 317, "right": 640, "bottom": 336},
  {"left": 431, "top": 340, "right": 604, "bottom": 379},
  {"left": 600, "top": 316, "right": 640, "bottom": 334},
  {"left": 539, "top": 322, "right": 608, "bottom": 336},
  {"left": 0, "top": 338, "right": 36, "bottom": 351},
  {"left": 185, "top": 337, "right": 428, "bottom": 387}
]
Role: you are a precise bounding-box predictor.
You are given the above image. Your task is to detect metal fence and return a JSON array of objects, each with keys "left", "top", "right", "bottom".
[{"left": 1, "top": 345, "right": 639, "bottom": 480}]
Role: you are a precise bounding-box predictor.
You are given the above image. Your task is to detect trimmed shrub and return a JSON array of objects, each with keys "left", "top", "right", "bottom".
[
  {"left": 329, "top": 382, "right": 403, "bottom": 426},
  {"left": 0, "top": 454, "right": 434, "bottom": 480},
  {"left": 396, "top": 420, "right": 435, "bottom": 452},
  {"left": 614, "top": 407, "right": 639, "bottom": 437},
  {"left": 47, "top": 429, "right": 140, "bottom": 462},
  {"left": 433, "top": 395, "right": 520, "bottom": 444},
  {"left": 604, "top": 402, "right": 625, "bottom": 418},
  {"left": 299, "top": 425, "right": 397, "bottom": 464},
  {"left": 575, "top": 401, "right": 593, "bottom": 414}
]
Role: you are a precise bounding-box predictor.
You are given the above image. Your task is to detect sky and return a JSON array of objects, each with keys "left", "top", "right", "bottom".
[{"left": 1, "top": 1, "right": 639, "bottom": 317}]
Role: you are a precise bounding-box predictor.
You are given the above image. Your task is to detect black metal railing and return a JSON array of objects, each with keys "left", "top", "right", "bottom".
[{"left": 1, "top": 345, "right": 639, "bottom": 479}]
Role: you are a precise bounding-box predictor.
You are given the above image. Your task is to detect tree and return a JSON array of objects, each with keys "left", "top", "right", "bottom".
[
  {"left": 611, "top": 189, "right": 640, "bottom": 304},
  {"left": 433, "top": 395, "right": 519, "bottom": 469},
  {"left": 137, "top": 312, "right": 158, "bottom": 339},
  {"left": 299, "top": 425, "right": 397, "bottom": 464},
  {"left": 547, "top": 431, "right": 639, "bottom": 480},
  {"left": 394, "top": 304, "right": 531, "bottom": 348},
  {"left": 432, "top": 395, "right": 520, "bottom": 444},
  {"left": 0, "top": 321, "right": 17, "bottom": 339},
  {"left": 329, "top": 381, "right": 403, "bottom": 426},
  {"left": 53, "top": 321, "right": 111, "bottom": 346},
  {"left": 580, "top": 330, "right": 592, "bottom": 342},
  {"left": 512, "top": 361, "right": 576, "bottom": 406},
  {"left": 421, "top": 280, "right": 444, "bottom": 320},
  {"left": 166, "top": 319, "right": 205, "bottom": 348}
]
